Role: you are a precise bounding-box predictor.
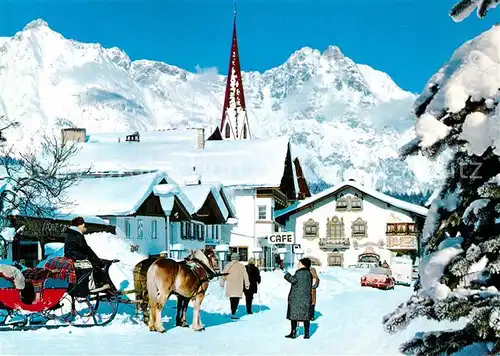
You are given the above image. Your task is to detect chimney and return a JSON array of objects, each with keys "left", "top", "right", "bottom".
[
  {"left": 61, "top": 128, "right": 86, "bottom": 144},
  {"left": 196, "top": 128, "right": 205, "bottom": 149}
]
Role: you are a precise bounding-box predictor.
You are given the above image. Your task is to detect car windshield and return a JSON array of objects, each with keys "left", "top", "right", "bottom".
[{"left": 369, "top": 267, "right": 391, "bottom": 276}]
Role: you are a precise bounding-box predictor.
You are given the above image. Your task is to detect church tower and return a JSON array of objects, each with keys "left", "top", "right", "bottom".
[{"left": 219, "top": 3, "right": 251, "bottom": 140}]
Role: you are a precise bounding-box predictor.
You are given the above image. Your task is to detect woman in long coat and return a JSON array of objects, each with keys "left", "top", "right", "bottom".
[
  {"left": 220, "top": 252, "right": 250, "bottom": 319},
  {"left": 284, "top": 257, "right": 313, "bottom": 339}
]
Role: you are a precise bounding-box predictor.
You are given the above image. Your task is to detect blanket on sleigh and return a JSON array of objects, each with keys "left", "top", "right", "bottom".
[
  {"left": 0, "top": 264, "right": 25, "bottom": 289},
  {"left": 22, "top": 257, "right": 76, "bottom": 293}
]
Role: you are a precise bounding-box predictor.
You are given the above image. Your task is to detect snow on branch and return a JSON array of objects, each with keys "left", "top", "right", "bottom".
[
  {"left": 0, "top": 134, "right": 91, "bottom": 224},
  {"left": 450, "top": 0, "right": 499, "bottom": 22}
]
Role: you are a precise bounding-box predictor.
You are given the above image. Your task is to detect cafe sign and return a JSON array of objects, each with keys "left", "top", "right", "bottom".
[{"left": 267, "top": 232, "right": 294, "bottom": 245}]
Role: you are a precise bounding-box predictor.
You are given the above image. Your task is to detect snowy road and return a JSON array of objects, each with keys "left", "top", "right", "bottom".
[{"left": 0, "top": 268, "right": 480, "bottom": 355}]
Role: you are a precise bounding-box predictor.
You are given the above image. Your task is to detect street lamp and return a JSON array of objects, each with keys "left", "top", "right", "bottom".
[{"left": 215, "top": 244, "right": 230, "bottom": 271}]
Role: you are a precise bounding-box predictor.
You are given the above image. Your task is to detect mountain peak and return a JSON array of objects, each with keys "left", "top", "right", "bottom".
[
  {"left": 323, "top": 45, "right": 344, "bottom": 59},
  {"left": 23, "top": 19, "right": 49, "bottom": 31}
]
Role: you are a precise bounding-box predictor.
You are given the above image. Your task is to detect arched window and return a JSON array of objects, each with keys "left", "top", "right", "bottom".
[
  {"left": 351, "top": 217, "right": 368, "bottom": 238},
  {"left": 225, "top": 124, "right": 231, "bottom": 138},
  {"left": 326, "top": 216, "right": 344, "bottom": 238},
  {"left": 243, "top": 124, "right": 247, "bottom": 139}
]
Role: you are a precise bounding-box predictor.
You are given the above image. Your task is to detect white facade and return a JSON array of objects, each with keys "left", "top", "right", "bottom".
[
  {"left": 109, "top": 215, "right": 227, "bottom": 259},
  {"left": 277, "top": 185, "right": 425, "bottom": 268},
  {"left": 222, "top": 188, "right": 288, "bottom": 266}
]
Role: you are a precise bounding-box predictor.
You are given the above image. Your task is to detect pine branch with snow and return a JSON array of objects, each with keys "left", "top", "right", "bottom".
[
  {"left": 384, "top": 25, "right": 500, "bottom": 354},
  {"left": 450, "top": 0, "right": 499, "bottom": 22}
]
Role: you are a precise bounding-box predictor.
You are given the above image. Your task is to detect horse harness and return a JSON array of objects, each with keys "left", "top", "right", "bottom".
[{"left": 181, "top": 257, "right": 216, "bottom": 299}]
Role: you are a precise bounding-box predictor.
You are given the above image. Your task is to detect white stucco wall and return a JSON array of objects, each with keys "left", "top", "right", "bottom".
[
  {"left": 281, "top": 187, "right": 419, "bottom": 267},
  {"left": 115, "top": 216, "right": 167, "bottom": 256}
]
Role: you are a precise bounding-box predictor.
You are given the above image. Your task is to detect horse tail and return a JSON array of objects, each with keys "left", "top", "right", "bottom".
[{"left": 146, "top": 262, "right": 160, "bottom": 307}]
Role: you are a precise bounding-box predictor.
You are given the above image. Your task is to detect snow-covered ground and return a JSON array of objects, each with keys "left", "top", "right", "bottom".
[{"left": 0, "top": 265, "right": 484, "bottom": 355}]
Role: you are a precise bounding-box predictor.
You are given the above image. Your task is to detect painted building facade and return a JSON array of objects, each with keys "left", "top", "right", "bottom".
[{"left": 275, "top": 179, "right": 427, "bottom": 268}]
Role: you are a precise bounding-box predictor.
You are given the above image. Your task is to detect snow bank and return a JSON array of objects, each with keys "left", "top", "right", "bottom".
[
  {"left": 420, "top": 237, "right": 464, "bottom": 300},
  {"left": 414, "top": 24, "right": 500, "bottom": 155},
  {"left": 85, "top": 231, "right": 147, "bottom": 292}
]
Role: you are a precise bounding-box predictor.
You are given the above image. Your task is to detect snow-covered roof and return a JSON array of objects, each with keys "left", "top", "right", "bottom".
[
  {"left": 152, "top": 183, "right": 195, "bottom": 216},
  {"left": 59, "top": 171, "right": 174, "bottom": 217},
  {"left": 181, "top": 184, "right": 230, "bottom": 220},
  {"left": 275, "top": 179, "right": 428, "bottom": 219},
  {"left": 67, "top": 130, "right": 292, "bottom": 188}
]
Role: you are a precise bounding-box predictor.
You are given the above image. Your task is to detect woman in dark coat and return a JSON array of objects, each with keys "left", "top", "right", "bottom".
[
  {"left": 244, "top": 257, "right": 261, "bottom": 314},
  {"left": 284, "top": 257, "right": 313, "bottom": 339}
]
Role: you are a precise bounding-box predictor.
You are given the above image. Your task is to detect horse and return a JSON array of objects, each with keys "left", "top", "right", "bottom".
[
  {"left": 133, "top": 257, "right": 191, "bottom": 327},
  {"left": 146, "top": 247, "right": 221, "bottom": 333}
]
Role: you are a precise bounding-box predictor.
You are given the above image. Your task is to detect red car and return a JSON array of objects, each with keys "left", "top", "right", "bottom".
[{"left": 360, "top": 267, "right": 395, "bottom": 290}]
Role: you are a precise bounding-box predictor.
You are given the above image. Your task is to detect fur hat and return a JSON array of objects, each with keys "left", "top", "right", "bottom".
[
  {"left": 231, "top": 252, "right": 240, "bottom": 261},
  {"left": 248, "top": 257, "right": 256, "bottom": 265},
  {"left": 71, "top": 216, "right": 85, "bottom": 227}
]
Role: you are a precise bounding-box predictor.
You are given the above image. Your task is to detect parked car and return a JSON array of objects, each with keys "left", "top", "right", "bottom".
[{"left": 360, "top": 267, "right": 395, "bottom": 290}]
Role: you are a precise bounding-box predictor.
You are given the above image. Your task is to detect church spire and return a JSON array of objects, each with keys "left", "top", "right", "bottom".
[{"left": 220, "top": 1, "right": 251, "bottom": 140}]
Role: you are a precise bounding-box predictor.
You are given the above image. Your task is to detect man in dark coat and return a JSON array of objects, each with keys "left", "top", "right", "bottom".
[
  {"left": 244, "top": 257, "right": 261, "bottom": 314},
  {"left": 284, "top": 257, "right": 313, "bottom": 339},
  {"left": 64, "top": 217, "right": 110, "bottom": 293}
]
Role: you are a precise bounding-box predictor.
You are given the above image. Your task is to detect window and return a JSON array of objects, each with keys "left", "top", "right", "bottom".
[
  {"left": 181, "top": 222, "right": 187, "bottom": 239},
  {"left": 228, "top": 247, "right": 248, "bottom": 262},
  {"left": 137, "top": 219, "right": 144, "bottom": 239},
  {"left": 258, "top": 205, "right": 267, "bottom": 220},
  {"left": 336, "top": 196, "right": 349, "bottom": 210},
  {"left": 408, "top": 223, "right": 416, "bottom": 233},
  {"left": 125, "top": 219, "right": 131, "bottom": 239},
  {"left": 187, "top": 223, "right": 193, "bottom": 240},
  {"left": 351, "top": 196, "right": 363, "bottom": 210},
  {"left": 151, "top": 220, "right": 158, "bottom": 239},
  {"left": 225, "top": 124, "right": 230, "bottom": 138},
  {"left": 243, "top": 124, "right": 247, "bottom": 139},
  {"left": 199, "top": 225, "right": 205, "bottom": 241},
  {"left": 351, "top": 217, "right": 367, "bottom": 238},
  {"left": 303, "top": 218, "right": 319, "bottom": 239},
  {"left": 326, "top": 216, "right": 344, "bottom": 238}
]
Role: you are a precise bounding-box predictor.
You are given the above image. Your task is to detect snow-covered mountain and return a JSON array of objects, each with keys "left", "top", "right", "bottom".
[{"left": 0, "top": 19, "right": 446, "bottom": 194}]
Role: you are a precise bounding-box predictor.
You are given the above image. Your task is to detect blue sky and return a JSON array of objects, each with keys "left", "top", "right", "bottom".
[{"left": 0, "top": 0, "right": 498, "bottom": 93}]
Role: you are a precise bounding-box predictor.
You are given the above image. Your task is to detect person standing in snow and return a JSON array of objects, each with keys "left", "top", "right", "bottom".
[
  {"left": 310, "top": 266, "right": 320, "bottom": 321},
  {"left": 64, "top": 217, "right": 110, "bottom": 293},
  {"left": 284, "top": 257, "right": 313, "bottom": 339},
  {"left": 244, "top": 257, "right": 261, "bottom": 314},
  {"left": 220, "top": 252, "right": 250, "bottom": 319}
]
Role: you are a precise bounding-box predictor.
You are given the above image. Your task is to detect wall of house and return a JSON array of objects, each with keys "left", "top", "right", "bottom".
[
  {"left": 228, "top": 190, "right": 256, "bottom": 258},
  {"left": 114, "top": 216, "right": 166, "bottom": 256},
  {"left": 281, "top": 187, "right": 418, "bottom": 268}
]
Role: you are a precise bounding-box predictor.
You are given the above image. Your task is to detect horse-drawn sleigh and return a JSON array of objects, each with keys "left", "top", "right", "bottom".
[{"left": 0, "top": 246, "right": 224, "bottom": 332}]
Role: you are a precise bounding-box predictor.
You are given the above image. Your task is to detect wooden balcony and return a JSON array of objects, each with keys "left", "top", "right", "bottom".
[
  {"left": 386, "top": 223, "right": 417, "bottom": 235},
  {"left": 386, "top": 235, "right": 418, "bottom": 250},
  {"left": 256, "top": 188, "right": 288, "bottom": 209},
  {"left": 318, "top": 238, "right": 350, "bottom": 251}
]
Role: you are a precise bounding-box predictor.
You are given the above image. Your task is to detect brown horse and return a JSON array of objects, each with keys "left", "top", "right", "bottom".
[
  {"left": 146, "top": 248, "right": 220, "bottom": 333},
  {"left": 133, "top": 257, "right": 191, "bottom": 327}
]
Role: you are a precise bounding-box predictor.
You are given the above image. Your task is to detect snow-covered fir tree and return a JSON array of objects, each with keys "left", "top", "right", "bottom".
[
  {"left": 450, "top": 0, "right": 499, "bottom": 21},
  {"left": 382, "top": 24, "right": 500, "bottom": 355}
]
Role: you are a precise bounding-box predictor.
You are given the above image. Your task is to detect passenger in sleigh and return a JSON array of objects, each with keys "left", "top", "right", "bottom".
[{"left": 64, "top": 217, "right": 110, "bottom": 293}]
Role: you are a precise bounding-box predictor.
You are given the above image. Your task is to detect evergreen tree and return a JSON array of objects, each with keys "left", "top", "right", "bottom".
[
  {"left": 382, "top": 25, "right": 500, "bottom": 355},
  {"left": 450, "top": 0, "right": 499, "bottom": 21}
]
